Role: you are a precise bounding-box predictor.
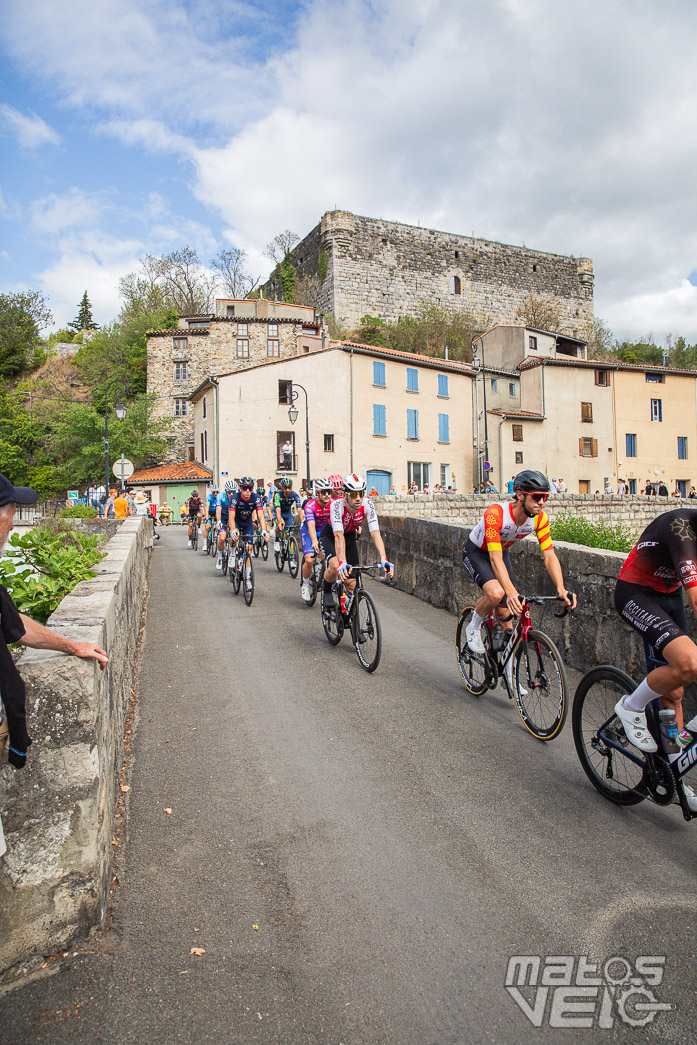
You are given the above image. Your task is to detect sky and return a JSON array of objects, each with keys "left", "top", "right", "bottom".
[{"left": 1, "top": 0, "right": 697, "bottom": 343}]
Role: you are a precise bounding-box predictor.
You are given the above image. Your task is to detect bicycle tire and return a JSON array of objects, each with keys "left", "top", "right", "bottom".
[
  {"left": 261, "top": 539, "right": 269, "bottom": 561},
  {"left": 321, "top": 588, "right": 344, "bottom": 645},
  {"left": 243, "top": 551, "right": 254, "bottom": 605},
  {"left": 511, "top": 630, "right": 568, "bottom": 741},
  {"left": 353, "top": 589, "right": 382, "bottom": 672},
  {"left": 231, "top": 550, "right": 241, "bottom": 593},
  {"left": 307, "top": 573, "right": 318, "bottom": 607},
  {"left": 253, "top": 535, "right": 260, "bottom": 558},
  {"left": 287, "top": 535, "right": 299, "bottom": 578},
  {"left": 221, "top": 544, "right": 229, "bottom": 576},
  {"left": 192, "top": 526, "right": 198, "bottom": 551},
  {"left": 572, "top": 665, "right": 646, "bottom": 805},
  {"left": 275, "top": 541, "right": 284, "bottom": 572},
  {"left": 455, "top": 607, "right": 488, "bottom": 696}
]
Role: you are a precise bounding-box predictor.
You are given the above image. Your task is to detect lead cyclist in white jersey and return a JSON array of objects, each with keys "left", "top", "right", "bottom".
[{"left": 319, "top": 473, "right": 394, "bottom": 607}]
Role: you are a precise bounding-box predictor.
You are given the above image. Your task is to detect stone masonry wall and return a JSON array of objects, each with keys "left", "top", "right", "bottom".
[
  {"left": 265, "top": 210, "right": 595, "bottom": 334},
  {"left": 0, "top": 516, "right": 152, "bottom": 973}
]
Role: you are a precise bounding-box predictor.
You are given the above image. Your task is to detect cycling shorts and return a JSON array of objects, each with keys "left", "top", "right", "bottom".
[
  {"left": 462, "top": 539, "right": 514, "bottom": 591},
  {"left": 277, "top": 513, "right": 294, "bottom": 530},
  {"left": 300, "top": 524, "right": 316, "bottom": 555},
  {"left": 189, "top": 507, "right": 201, "bottom": 519},
  {"left": 615, "top": 579, "right": 689, "bottom": 657},
  {"left": 319, "top": 523, "right": 359, "bottom": 566},
  {"left": 232, "top": 521, "right": 255, "bottom": 540}
]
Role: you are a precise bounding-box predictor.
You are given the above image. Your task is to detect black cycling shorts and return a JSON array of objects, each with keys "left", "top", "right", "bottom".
[
  {"left": 319, "top": 524, "right": 359, "bottom": 567},
  {"left": 462, "top": 539, "right": 514, "bottom": 592},
  {"left": 614, "top": 579, "right": 689, "bottom": 656}
]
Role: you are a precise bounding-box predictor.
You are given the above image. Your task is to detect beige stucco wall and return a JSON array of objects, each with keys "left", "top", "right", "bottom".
[{"left": 614, "top": 370, "right": 697, "bottom": 490}]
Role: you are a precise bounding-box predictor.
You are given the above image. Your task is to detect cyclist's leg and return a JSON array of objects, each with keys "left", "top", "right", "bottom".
[
  {"left": 462, "top": 541, "right": 507, "bottom": 652},
  {"left": 300, "top": 525, "right": 314, "bottom": 579}
]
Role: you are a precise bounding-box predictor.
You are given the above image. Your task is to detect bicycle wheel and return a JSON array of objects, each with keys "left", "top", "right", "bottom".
[
  {"left": 275, "top": 539, "right": 284, "bottom": 572},
  {"left": 511, "top": 630, "right": 568, "bottom": 741},
  {"left": 455, "top": 607, "right": 488, "bottom": 696},
  {"left": 572, "top": 665, "right": 646, "bottom": 805},
  {"left": 231, "top": 550, "right": 241, "bottom": 593},
  {"left": 253, "top": 534, "right": 260, "bottom": 558},
  {"left": 353, "top": 590, "right": 382, "bottom": 672},
  {"left": 307, "top": 572, "right": 318, "bottom": 608},
  {"left": 287, "top": 535, "right": 299, "bottom": 578},
  {"left": 243, "top": 551, "right": 254, "bottom": 605},
  {"left": 192, "top": 524, "right": 198, "bottom": 551},
  {"left": 261, "top": 538, "right": 269, "bottom": 561},
  {"left": 321, "top": 588, "right": 344, "bottom": 645},
  {"left": 221, "top": 545, "right": 229, "bottom": 576}
]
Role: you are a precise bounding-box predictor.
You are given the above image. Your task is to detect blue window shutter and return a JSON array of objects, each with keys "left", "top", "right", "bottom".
[
  {"left": 407, "top": 367, "right": 418, "bottom": 392},
  {"left": 626, "top": 433, "right": 636, "bottom": 457},
  {"left": 438, "top": 373, "right": 448, "bottom": 397},
  {"left": 373, "top": 360, "right": 385, "bottom": 386},
  {"left": 373, "top": 404, "right": 386, "bottom": 436},
  {"left": 439, "top": 413, "right": 449, "bottom": 442},
  {"left": 407, "top": 409, "right": 419, "bottom": 439}
]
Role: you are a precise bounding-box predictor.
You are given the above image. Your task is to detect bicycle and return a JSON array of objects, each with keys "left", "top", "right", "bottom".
[
  {"left": 302, "top": 550, "right": 325, "bottom": 608},
  {"left": 320, "top": 564, "right": 384, "bottom": 672},
  {"left": 572, "top": 648, "right": 697, "bottom": 821},
  {"left": 220, "top": 528, "right": 231, "bottom": 576},
  {"left": 455, "top": 595, "right": 572, "bottom": 741},
  {"left": 229, "top": 535, "right": 255, "bottom": 606},
  {"left": 189, "top": 514, "right": 199, "bottom": 551},
  {"left": 253, "top": 525, "right": 269, "bottom": 561},
  {"left": 274, "top": 527, "right": 299, "bottom": 577},
  {"left": 204, "top": 519, "right": 217, "bottom": 555}
]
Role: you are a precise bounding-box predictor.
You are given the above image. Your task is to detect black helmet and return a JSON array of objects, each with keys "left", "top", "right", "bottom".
[{"left": 513, "top": 470, "right": 550, "bottom": 493}]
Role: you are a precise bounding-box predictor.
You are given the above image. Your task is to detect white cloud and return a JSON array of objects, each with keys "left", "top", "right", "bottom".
[
  {"left": 29, "top": 189, "right": 111, "bottom": 237},
  {"left": 0, "top": 103, "right": 61, "bottom": 148}
]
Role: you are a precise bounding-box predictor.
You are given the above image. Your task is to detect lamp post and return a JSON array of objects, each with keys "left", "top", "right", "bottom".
[
  {"left": 104, "top": 378, "right": 128, "bottom": 494},
  {"left": 471, "top": 335, "right": 489, "bottom": 489},
  {"left": 287, "top": 383, "right": 310, "bottom": 491}
]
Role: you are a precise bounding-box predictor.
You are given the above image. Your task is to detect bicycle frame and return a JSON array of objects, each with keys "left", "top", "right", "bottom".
[{"left": 480, "top": 596, "right": 567, "bottom": 694}]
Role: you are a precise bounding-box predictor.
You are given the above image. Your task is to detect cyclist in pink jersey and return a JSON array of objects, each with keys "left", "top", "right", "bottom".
[{"left": 299, "top": 478, "right": 334, "bottom": 603}]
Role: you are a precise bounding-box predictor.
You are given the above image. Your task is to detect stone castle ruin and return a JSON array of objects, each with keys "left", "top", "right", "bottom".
[{"left": 262, "top": 210, "right": 594, "bottom": 335}]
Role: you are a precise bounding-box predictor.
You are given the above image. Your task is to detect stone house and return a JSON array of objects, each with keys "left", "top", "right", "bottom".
[{"left": 126, "top": 461, "right": 213, "bottom": 517}]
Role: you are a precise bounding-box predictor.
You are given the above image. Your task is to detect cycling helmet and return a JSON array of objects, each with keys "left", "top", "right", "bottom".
[
  {"left": 224, "top": 479, "right": 237, "bottom": 493},
  {"left": 239, "top": 475, "right": 254, "bottom": 488},
  {"left": 328, "top": 474, "right": 343, "bottom": 487},
  {"left": 343, "top": 473, "right": 366, "bottom": 493},
  {"left": 314, "top": 478, "right": 332, "bottom": 492},
  {"left": 279, "top": 477, "right": 292, "bottom": 488},
  {"left": 512, "top": 470, "right": 550, "bottom": 493}
]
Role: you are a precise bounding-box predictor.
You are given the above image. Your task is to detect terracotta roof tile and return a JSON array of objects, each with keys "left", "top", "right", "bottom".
[{"left": 127, "top": 462, "right": 213, "bottom": 484}]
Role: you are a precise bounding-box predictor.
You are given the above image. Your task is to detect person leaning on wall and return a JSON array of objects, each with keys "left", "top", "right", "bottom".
[{"left": 0, "top": 473, "right": 108, "bottom": 856}]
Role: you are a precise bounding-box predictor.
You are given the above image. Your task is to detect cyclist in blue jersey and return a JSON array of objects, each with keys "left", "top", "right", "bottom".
[
  {"left": 203, "top": 485, "right": 219, "bottom": 547},
  {"left": 273, "top": 478, "right": 304, "bottom": 533},
  {"left": 215, "top": 479, "right": 237, "bottom": 569},
  {"left": 229, "top": 476, "right": 268, "bottom": 559},
  {"left": 299, "top": 478, "right": 333, "bottom": 603}
]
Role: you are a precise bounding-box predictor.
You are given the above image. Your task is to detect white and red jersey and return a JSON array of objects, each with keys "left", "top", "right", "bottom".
[
  {"left": 329, "top": 496, "right": 380, "bottom": 535},
  {"left": 468, "top": 500, "right": 552, "bottom": 553}
]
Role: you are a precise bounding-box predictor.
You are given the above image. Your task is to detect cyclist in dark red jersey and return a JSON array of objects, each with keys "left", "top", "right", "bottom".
[{"left": 614, "top": 509, "right": 697, "bottom": 809}]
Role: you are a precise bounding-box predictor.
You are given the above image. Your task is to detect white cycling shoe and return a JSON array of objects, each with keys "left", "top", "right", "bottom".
[
  {"left": 505, "top": 664, "right": 527, "bottom": 697},
  {"left": 301, "top": 582, "right": 312, "bottom": 603},
  {"left": 614, "top": 698, "right": 658, "bottom": 752},
  {"left": 216, "top": 559, "right": 223, "bottom": 570},
  {"left": 465, "top": 622, "right": 485, "bottom": 654},
  {"left": 678, "top": 783, "right": 697, "bottom": 813}
]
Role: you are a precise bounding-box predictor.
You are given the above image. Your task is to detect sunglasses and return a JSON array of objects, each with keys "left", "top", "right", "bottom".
[
  {"left": 317, "top": 490, "right": 331, "bottom": 496},
  {"left": 240, "top": 485, "right": 253, "bottom": 491},
  {"left": 526, "top": 492, "right": 548, "bottom": 503}
]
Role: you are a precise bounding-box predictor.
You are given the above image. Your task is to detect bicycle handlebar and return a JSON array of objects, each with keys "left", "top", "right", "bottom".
[{"left": 520, "top": 593, "right": 575, "bottom": 618}]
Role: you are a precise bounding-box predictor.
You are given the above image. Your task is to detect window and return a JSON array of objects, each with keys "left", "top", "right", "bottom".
[
  {"left": 268, "top": 323, "right": 278, "bottom": 337},
  {"left": 651, "top": 399, "right": 663, "bottom": 422},
  {"left": 438, "top": 413, "right": 450, "bottom": 443},
  {"left": 529, "top": 335, "right": 537, "bottom": 350},
  {"left": 406, "top": 367, "right": 419, "bottom": 392},
  {"left": 407, "top": 408, "right": 419, "bottom": 439},
  {"left": 579, "top": 437, "right": 598, "bottom": 457},
  {"left": 581, "top": 402, "right": 593, "bottom": 422},
  {"left": 440, "top": 464, "right": 450, "bottom": 486},
  {"left": 202, "top": 396, "right": 207, "bottom": 419},
  {"left": 595, "top": 369, "right": 609, "bottom": 386},
  {"left": 373, "top": 360, "right": 386, "bottom": 387},
  {"left": 515, "top": 451, "right": 523, "bottom": 464},
  {"left": 279, "top": 380, "right": 292, "bottom": 404},
  {"left": 236, "top": 338, "right": 249, "bottom": 358},
  {"left": 438, "top": 373, "right": 449, "bottom": 397},
  {"left": 173, "top": 336, "right": 187, "bottom": 353},
  {"left": 277, "top": 431, "right": 295, "bottom": 470},
  {"left": 200, "top": 430, "right": 208, "bottom": 462},
  {"left": 579, "top": 480, "right": 590, "bottom": 494},
  {"left": 678, "top": 436, "right": 688, "bottom": 460},
  {"left": 373, "top": 404, "right": 387, "bottom": 436},
  {"left": 509, "top": 382, "right": 516, "bottom": 397},
  {"left": 450, "top": 275, "right": 461, "bottom": 295},
  {"left": 512, "top": 424, "right": 523, "bottom": 442},
  {"left": 188, "top": 319, "right": 209, "bottom": 329},
  {"left": 628, "top": 479, "right": 637, "bottom": 495},
  {"left": 226, "top": 305, "right": 235, "bottom": 317},
  {"left": 626, "top": 433, "right": 637, "bottom": 457},
  {"left": 324, "top": 434, "right": 334, "bottom": 452},
  {"left": 408, "top": 462, "right": 431, "bottom": 489},
  {"left": 267, "top": 339, "right": 280, "bottom": 357},
  {"left": 491, "top": 378, "right": 498, "bottom": 392},
  {"left": 174, "top": 361, "right": 188, "bottom": 380},
  {"left": 237, "top": 322, "right": 248, "bottom": 335},
  {"left": 646, "top": 373, "right": 664, "bottom": 383},
  {"left": 174, "top": 398, "right": 187, "bottom": 417}
]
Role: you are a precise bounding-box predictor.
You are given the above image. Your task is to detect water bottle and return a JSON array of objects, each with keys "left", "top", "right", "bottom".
[
  {"left": 659, "top": 709, "right": 679, "bottom": 753},
  {"left": 340, "top": 591, "right": 353, "bottom": 616},
  {"left": 491, "top": 622, "right": 505, "bottom": 652}
]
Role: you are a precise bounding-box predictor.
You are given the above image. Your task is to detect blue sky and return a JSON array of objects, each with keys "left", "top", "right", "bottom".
[{"left": 2, "top": 0, "right": 697, "bottom": 342}]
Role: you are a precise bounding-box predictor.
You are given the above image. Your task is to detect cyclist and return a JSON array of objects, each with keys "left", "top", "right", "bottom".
[
  {"left": 215, "top": 480, "right": 237, "bottom": 569},
  {"left": 320, "top": 474, "right": 394, "bottom": 613},
  {"left": 229, "top": 476, "right": 268, "bottom": 562},
  {"left": 274, "top": 477, "right": 304, "bottom": 534},
  {"left": 186, "top": 489, "right": 203, "bottom": 547},
  {"left": 328, "top": 473, "right": 344, "bottom": 499},
  {"left": 203, "top": 485, "right": 219, "bottom": 546},
  {"left": 613, "top": 509, "right": 697, "bottom": 810},
  {"left": 462, "top": 470, "right": 576, "bottom": 687},
  {"left": 299, "top": 478, "right": 333, "bottom": 603}
]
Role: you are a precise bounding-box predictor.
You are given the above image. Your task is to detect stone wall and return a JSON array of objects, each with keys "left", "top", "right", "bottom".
[
  {"left": 264, "top": 210, "right": 595, "bottom": 334},
  {"left": 0, "top": 516, "right": 152, "bottom": 973}
]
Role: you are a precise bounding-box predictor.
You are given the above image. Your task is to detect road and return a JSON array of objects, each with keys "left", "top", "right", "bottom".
[{"left": 2, "top": 525, "right": 697, "bottom": 1043}]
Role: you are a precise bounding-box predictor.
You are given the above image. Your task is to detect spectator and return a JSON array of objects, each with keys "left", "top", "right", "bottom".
[
  {"left": 423, "top": 483, "right": 430, "bottom": 496},
  {"left": 125, "top": 491, "right": 136, "bottom": 515},
  {"left": 281, "top": 439, "right": 293, "bottom": 469},
  {"left": 604, "top": 481, "right": 614, "bottom": 494},
  {"left": 557, "top": 477, "right": 567, "bottom": 493},
  {"left": 673, "top": 485, "right": 682, "bottom": 497},
  {"left": 550, "top": 477, "right": 558, "bottom": 494},
  {"left": 658, "top": 481, "right": 669, "bottom": 497},
  {"left": 159, "top": 502, "right": 172, "bottom": 525},
  {"left": 506, "top": 476, "right": 516, "bottom": 494},
  {"left": 369, "top": 486, "right": 379, "bottom": 497},
  {"left": 179, "top": 503, "right": 187, "bottom": 525},
  {"left": 689, "top": 487, "right": 697, "bottom": 499},
  {"left": 101, "top": 490, "right": 115, "bottom": 518},
  {"left": 643, "top": 480, "right": 654, "bottom": 496},
  {"left": 389, "top": 487, "right": 396, "bottom": 496},
  {"left": 87, "top": 483, "right": 99, "bottom": 512},
  {"left": 113, "top": 491, "right": 131, "bottom": 518}
]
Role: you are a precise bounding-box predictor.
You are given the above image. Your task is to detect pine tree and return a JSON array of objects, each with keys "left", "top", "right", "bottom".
[{"left": 69, "top": 290, "right": 99, "bottom": 332}]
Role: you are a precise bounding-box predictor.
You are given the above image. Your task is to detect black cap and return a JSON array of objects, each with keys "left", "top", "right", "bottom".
[{"left": 0, "top": 472, "right": 39, "bottom": 508}]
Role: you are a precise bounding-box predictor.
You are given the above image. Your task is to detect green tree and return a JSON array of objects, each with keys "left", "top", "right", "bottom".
[
  {"left": 514, "top": 294, "right": 562, "bottom": 333},
  {"left": 0, "top": 290, "right": 53, "bottom": 375},
  {"left": 69, "top": 290, "right": 99, "bottom": 332}
]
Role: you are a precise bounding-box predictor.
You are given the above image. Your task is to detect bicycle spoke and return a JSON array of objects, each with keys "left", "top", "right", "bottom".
[{"left": 512, "top": 631, "right": 567, "bottom": 740}]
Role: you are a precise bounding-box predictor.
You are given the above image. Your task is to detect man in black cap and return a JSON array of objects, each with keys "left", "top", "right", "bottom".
[{"left": 0, "top": 472, "right": 108, "bottom": 774}]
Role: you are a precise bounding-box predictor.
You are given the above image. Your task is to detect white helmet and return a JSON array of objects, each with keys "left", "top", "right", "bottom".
[
  {"left": 224, "top": 479, "right": 238, "bottom": 494},
  {"left": 313, "top": 478, "right": 332, "bottom": 492},
  {"left": 342, "top": 473, "right": 366, "bottom": 493}
]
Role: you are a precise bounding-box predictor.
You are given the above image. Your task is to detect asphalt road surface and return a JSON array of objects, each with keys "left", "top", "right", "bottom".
[{"left": 2, "top": 526, "right": 697, "bottom": 1044}]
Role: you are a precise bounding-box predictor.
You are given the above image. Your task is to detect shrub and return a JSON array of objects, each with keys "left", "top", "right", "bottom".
[
  {"left": 58, "top": 503, "right": 98, "bottom": 518},
  {"left": 0, "top": 527, "right": 107, "bottom": 623},
  {"left": 549, "top": 514, "right": 637, "bottom": 553}
]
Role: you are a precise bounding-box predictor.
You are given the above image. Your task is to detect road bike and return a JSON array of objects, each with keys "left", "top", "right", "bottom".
[
  {"left": 455, "top": 595, "right": 571, "bottom": 741},
  {"left": 274, "top": 527, "right": 299, "bottom": 577},
  {"left": 302, "top": 550, "right": 325, "bottom": 608},
  {"left": 253, "top": 525, "right": 269, "bottom": 560},
  {"left": 229, "top": 536, "right": 255, "bottom": 606},
  {"left": 219, "top": 528, "right": 231, "bottom": 576},
  {"left": 189, "top": 515, "right": 199, "bottom": 551},
  {"left": 320, "top": 564, "right": 385, "bottom": 672},
  {"left": 204, "top": 519, "right": 216, "bottom": 555},
  {"left": 573, "top": 650, "right": 697, "bottom": 821}
]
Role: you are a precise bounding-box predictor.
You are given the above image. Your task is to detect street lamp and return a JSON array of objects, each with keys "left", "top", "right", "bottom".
[
  {"left": 104, "top": 378, "right": 128, "bottom": 493},
  {"left": 471, "top": 335, "right": 489, "bottom": 490},
  {"left": 287, "top": 383, "right": 310, "bottom": 491}
]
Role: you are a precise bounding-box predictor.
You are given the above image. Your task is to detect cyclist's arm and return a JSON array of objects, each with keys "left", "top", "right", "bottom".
[
  {"left": 541, "top": 548, "right": 576, "bottom": 607},
  {"left": 368, "top": 527, "right": 394, "bottom": 579},
  {"left": 333, "top": 527, "right": 347, "bottom": 569},
  {"left": 297, "top": 499, "right": 305, "bottom": 525},
  {"left": 307, "top": 518, "right": 319, "bottom": 549}
]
